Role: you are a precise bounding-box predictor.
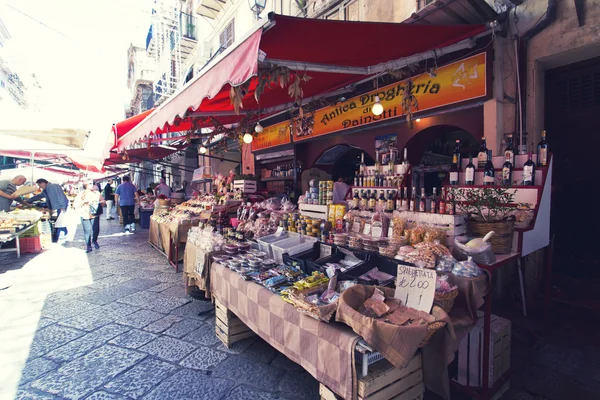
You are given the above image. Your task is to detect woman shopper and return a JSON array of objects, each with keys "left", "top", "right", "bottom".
[{"left": 74, "top": 181, "right": 106, "bottom": 253}]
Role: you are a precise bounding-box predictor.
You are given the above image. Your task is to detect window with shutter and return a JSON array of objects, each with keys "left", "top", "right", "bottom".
[{"left": 219, "top": 19, "right": 235, "bottom": 49}]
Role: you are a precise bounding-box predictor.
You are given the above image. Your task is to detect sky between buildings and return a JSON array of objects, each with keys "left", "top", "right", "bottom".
[{"left": 1, "top": 0, "right": 150, "bottom": 140}]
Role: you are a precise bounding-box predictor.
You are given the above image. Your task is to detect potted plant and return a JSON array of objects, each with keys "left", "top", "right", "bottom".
[{"left": 448, "top": 186, "right": 521, "bottom": 254}]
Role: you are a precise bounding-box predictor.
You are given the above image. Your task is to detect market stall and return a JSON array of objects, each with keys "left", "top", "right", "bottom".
[{"left": 0, "top": 209, "right": 46, "bottom": 257}]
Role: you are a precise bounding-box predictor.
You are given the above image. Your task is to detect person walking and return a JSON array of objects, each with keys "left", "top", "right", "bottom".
[
  {"left": 74, "top": 181, "right": 105, "bottom": 253},
  {"left": 115, "top": 175, "right": 138, "bottom": 233},
  {"left": 0, "top": 175, "right": 27, "bottom": 212},
  {"left": 103, "top": 179, "right": 115, "bottom": 220},
  {"left": 27, "top": 178, "right": 70, "bottom": 242}
]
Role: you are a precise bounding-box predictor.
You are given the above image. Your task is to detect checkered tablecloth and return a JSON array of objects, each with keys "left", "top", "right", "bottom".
[{"left": 211, "top": 262, "right": 361, "bottom": 399}]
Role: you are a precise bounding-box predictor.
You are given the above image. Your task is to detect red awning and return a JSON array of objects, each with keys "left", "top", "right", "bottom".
[
  {"left": 117, "top": 13, "right": 488, "bottom": 151},
  {"left": 105, "top": 144, "right": 189, "bottom": 166}
]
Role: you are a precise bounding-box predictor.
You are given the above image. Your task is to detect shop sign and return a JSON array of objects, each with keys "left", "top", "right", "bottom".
[
  {"left": 295, "top": 52, "right": 487, "bottom": 142},
  {"left": 251, "top": 120, "right": 291, "bottom": 151}
]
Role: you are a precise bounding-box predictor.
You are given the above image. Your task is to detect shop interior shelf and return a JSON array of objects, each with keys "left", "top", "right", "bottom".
[
  {"left": 256, "top": 156, "right": 295, "bottom": 164},
  {"left": 260, "top": 176, "right": 295, "bottom": 182}
]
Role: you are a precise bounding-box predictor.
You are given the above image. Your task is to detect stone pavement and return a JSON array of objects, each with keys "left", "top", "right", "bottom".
[
  {"left": 1, "top": 218, "right": 599, "bottom": 400},
  {"left": 0, "top": 218, "right": 319, "bottom": 400}
]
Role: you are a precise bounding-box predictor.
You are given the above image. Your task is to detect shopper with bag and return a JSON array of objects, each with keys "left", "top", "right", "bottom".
[
  {"left": 74, "top": 181, "right": 106, "bottom": 253},
  {"left": 28, "top": 178, "right": 69, "bottom": 242}
]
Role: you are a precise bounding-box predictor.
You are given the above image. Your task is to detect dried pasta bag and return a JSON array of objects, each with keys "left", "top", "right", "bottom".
[
  {"left": 391, "top": 211, "right": 407, "bottom": 239},
  {"left": 424, "top": 228, "right": 447, "bottom": 244},
  {"left": 414, "top": 241, "right": 451, "bottom": 258},
  {"left": 404, "top": 248, "right": 436, "bottom": 269},
  {"left": 408, "top": 225, "right": 426, "bottom": 245}
]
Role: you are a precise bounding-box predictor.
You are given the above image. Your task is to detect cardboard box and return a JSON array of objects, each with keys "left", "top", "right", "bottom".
[{"left": 456, "top": 314, "right": 511, "bottom": 388}]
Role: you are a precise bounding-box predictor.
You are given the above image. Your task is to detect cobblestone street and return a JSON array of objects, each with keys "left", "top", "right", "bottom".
[
  {"left": 1, "top": 219, "right": 600, "bottom": 400},
  {"left": 0, "top": 219, "right": 319, "bottom": 400}
]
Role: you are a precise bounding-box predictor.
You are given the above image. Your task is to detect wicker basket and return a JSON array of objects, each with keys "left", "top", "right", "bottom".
[
  {"left": 468, "top": 220, "right": 514, "bottom": 254},
  {"left": 434, "top": 289, "right": 459, "bottom": 314},
  {"left": 158, "top": 199, "right": 170, "bottom": 207},
  {"left": 419, "top": 320, "right": 447, "bottom": 347}
]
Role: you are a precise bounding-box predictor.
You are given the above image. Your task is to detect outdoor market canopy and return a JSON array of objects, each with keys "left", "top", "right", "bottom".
[{"left": 116, "top": 13, "right": 488, "bottom": 151}]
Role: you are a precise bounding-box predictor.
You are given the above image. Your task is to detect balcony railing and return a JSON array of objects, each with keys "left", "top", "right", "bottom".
[{"left": 180, "top": 12, "right": 197, "bottom": 41}]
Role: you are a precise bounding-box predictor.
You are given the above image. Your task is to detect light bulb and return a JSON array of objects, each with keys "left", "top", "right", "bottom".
[
  {"left": 372, "top": 96, "right": 384, "bottom": 116},
  {"left": 243, "top": 133, "right": 253, "bottom": 144},
  {"left": 255, "top": 122, "right": 263, "bottom": 133},
  {"left": 415, "top": 118, "right": 421, "bottom": 122},
  {"left": 199, "top": 146, "right": 207, "bottom": 154}
]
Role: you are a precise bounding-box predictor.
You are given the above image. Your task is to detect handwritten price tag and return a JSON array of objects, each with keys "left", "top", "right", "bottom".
[{"left": 394, "top": 265, "right": 436, "bottom": 312}]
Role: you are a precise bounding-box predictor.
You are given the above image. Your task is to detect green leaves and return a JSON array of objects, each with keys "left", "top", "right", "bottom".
[{"left": 449, "top": 186, "right": 520, "bottom": 223}]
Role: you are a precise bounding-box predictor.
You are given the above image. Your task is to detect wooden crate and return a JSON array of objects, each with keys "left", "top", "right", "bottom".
[
  {"left": 233, "top": 180, "right": 257, "bottom": 194},
  {"left": 320, "top": 353, "right": 424, "bottom": 400},
  {"left": 399, "top": 211, "right": 467, "bottom": 246},
  {"left": 214, "top": 297, "right": 256, "bottom": 348},
  {"left": 299, "top": 203, "right": 329, "bottom": 220}
]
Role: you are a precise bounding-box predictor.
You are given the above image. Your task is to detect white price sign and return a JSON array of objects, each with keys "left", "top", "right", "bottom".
[{"left": 394, "top": 266, "right": 436, "bottom": 312}]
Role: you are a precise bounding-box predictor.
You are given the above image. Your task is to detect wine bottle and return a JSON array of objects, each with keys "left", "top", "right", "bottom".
[
  {"left": 504, "top": 134, "right": 515, "bottom": 166},
  {"left": 502, "top": 153, "right": 513, "bottom": 186},
  {"left": 386, "top": 190, "right": 394, "bottom": 212},
  {"left": 447, "top": 190, "right": 455, "bottom": 215},
  {"left": 354, "top": 174, "right": 359, "bottom": 187},
  {"left": 465, "top": 155, "right": 475, "bottom": 185},
  {"left": 537, "top": 130, "right": 549, "bottom": 167},
  {"left": 478, "top": 138, "right": 488, "bottom": 168},
  {"left": 523, "top": 146, "right": 536, "bottom": 186},
  {"left": 453, "top": 139, "right": 462, "bottom": 170},
  {"left": 359, "top": 152, "right": 366, "bottom": 176},
  {"left": 352, "top": 191, "right": 360, "bottom": 209},
  {"left": 484, "top": 150, "right": 495, "bottom": 186},
  {"left": 409, "top": 186, "right": 416, "bottom": 212},
  {"left": 419, "top": 188, "right": 426, "bottom": 212},
  {"left": 439, "top": 188, "right": 446, "bottom": 215},
  {"left": 431, "top": 187, "right": 438, "bottom": 214},
  {"left": 401, "top": 187, "right": 408, "bottom": 210},
  {"left": 449, "top": 154, "right": 459, "bottom": 185}
]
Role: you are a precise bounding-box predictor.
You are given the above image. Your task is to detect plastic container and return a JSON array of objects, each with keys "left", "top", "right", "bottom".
[
  {"left": 271, "top": 235, "right": 318, "bottom": 264},
  {"left": 139, "top": 209, "right": 152, "bottom": 229},
  {"left": 308, "top": 247, "right": 370, "bottom": 275},
  {"left": 257, "top": 231, "right": 299, "bottom": 259},
  {"left": 19, "top": 236, "right": 42, "bottom": 254}
]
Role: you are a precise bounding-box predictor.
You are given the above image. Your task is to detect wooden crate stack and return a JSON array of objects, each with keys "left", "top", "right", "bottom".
[
  {"left": 214, "top": 297, "right": 256, "bottom": 347},
  {"left": 320, "top": 354, "right": 424, "bottom": 400}
]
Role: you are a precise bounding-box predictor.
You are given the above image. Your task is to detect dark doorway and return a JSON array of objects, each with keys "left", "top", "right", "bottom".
[
  {"left": 405, "top": 125, "right": 481, "bottom": 194},
  {"left": 545, "top": 57, "right": 600, "bottom": 286}
]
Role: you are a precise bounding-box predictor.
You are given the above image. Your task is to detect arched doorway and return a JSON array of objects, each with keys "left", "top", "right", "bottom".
[
  {"left": 405, "top": 124, "right": 481, "bottom": 194},
  {"left": 312, "top": 144, "right": 375, "bottom": 183}
]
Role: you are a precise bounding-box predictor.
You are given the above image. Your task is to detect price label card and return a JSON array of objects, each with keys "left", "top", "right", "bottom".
[
  {"left": 363, "top": 223, "right": 372, "bottom": 235},
  {"left": 275, "top": 227, "right": 284, "bottom": 236},
  {"left": 394, "top": 265, "right": 436, "bottom": 312},
  {"left": 320, "top": 243, "right": 332, "bottom": 258}
]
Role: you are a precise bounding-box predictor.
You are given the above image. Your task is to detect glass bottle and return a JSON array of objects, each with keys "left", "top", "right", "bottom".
[
  {"left": 537, "top": 130, "right": 549, "bottom": 167},
  {"left": 419, "top": 188, "right": 426, "bottom": 212},
  {"left": 401, "top": 187, "right": 408, "bottom": 211},
  {"left": 352, "top": 190, "right": 360, "bottom": 209},
  {"left": 502, "top": 153, "right": 513, "bottom": 186},
  {"left": 431, "top": 187, "right": 438, "bottom": 214},
  {"left": 409, "top": 186, "right": 416, "bottom": 212},
  {"left": 449, "top": 154, "right": 459, "bottom": 185},
  {"left": 478, "top": 138, "right": 488, "bottom": 169},
  {"left": 465, "top": 155, "right": 475, "bottom": 185},
  {"left": 439, "top": 188, "right": 446, "bottom": 215},
  {"left": 504, "top": 134, "right": 515, "bottom": 166},
  {"left": 523, "top": 145, "right": 536, "bottom": 186},
  {"left": 453, "top": 139, "right": 462, "bottom": 171},
  {"left": 483, "top": 150, "right": 495, "bottom": 186}
]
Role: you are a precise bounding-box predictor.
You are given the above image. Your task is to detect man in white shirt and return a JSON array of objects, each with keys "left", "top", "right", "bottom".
[{"left": 153, "top": 178, "right": 172, "bottom": 197}]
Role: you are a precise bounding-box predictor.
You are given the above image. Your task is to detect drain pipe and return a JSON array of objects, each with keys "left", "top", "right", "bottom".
[{"left": 517, "top": 0, "right": 558, "bottom": 151}]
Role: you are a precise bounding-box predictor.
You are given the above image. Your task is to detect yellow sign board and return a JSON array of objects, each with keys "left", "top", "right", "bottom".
[
  {"left": 251, "top": 120, "right": 291, "bottom": 151},
  {"left": 295, "top": 52, "right": 487, "bottom": 141}
]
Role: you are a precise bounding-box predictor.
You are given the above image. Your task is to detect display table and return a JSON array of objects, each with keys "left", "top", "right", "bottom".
[
  {"left": 211, "top": 262, "right": 361, "bottom": 399},
  {"left": 148, "top": 218, "right": 200, "bottom": 271},
  {"left": 0, "top": 223, "right": 38, "bottom": 258}
]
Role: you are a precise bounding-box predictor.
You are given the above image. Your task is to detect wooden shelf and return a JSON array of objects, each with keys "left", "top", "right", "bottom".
[
  {"left": 260, "top": 176, "right": 294, "bottom": 182},
  {"left": 256, "top": 156, "right": 295, "bottom": 165},
  {"left": 351, "top": 186, "right": 400, "bottom": 190},
  {"left": 443, "top": 184, "right": 542, "bottom": 189}
]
